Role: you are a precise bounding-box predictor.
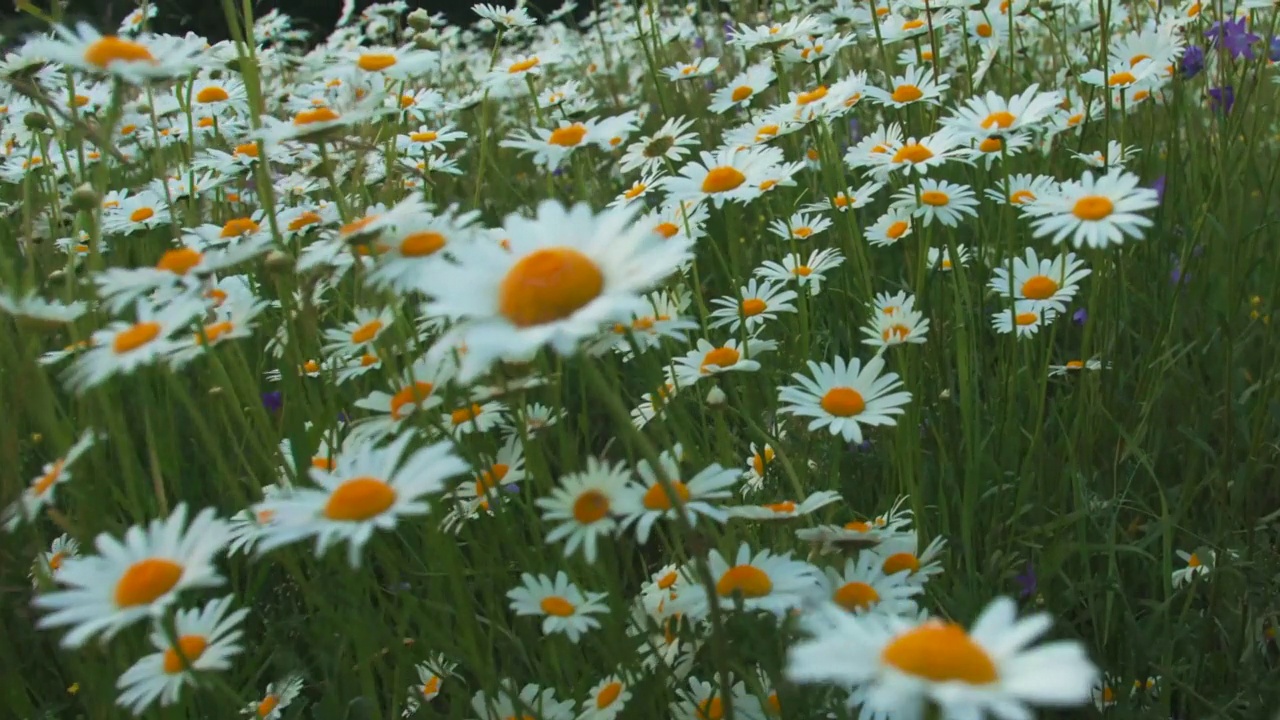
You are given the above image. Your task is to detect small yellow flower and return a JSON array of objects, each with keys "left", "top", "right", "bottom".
[{"left": 67, "top": 682, "right": 80, "bottom": 695}]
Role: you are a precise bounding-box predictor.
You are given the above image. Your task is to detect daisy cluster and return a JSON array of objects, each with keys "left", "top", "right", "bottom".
[{"left": 1, "top": 0, "right": 1274, "bottom": 717}]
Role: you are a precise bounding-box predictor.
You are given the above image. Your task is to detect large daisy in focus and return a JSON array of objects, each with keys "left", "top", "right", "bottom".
[{"left": 425, "top": 201, "right": 693, "bottom": 381}]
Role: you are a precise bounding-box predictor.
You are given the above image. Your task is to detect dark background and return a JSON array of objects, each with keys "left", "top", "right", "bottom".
[{"left": 1, "top": 0, "right": 579, "bottom": 44}]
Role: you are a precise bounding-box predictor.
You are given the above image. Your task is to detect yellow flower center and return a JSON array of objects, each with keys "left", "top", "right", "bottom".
[
  {"left": 162, "top": 635, "right": 208, "bottom": 674},
  {"left": 701, "top": 166, "right": 747, "bottom": 193},
  {"left": 508, "top": 57, "right": 540, "bottom": 73},
  {"left": 156, "top": 247, "right": 203, "bottom": 275},
  {"left": 410, "top": 130, "right": 439, "bottom": 142},
  {"left": 400, "top": 231, "right": 447, "bottom": 257},
  {"left": 451, "top": 403, "right": 483, "bottom": 425},
  {"left": 572, "top": 490, "right": 610, "bottom": 523},
  {"left": 979, "top": 137, "right": 1003, "bottom": 153},
  {"left": 731, "top": 85, "right": 754, "bottom": 102},
  {"left": 257, "top": 695, "right": 279, "bottom": 717},
  {"left": 881, "top": 622, "right": 999, "bottom": 684},
  {"left": 113, "top": 322, "right": 162, "bottom": 354},
  {"left": 751, "top": 447, "right": 775, "bottom": 476},
  {"left": 642, "top": 481, "right": 690, "bottom": 510},
  {"left": 764, "top": 500, "right": 797, "bottom": 513},
  {"left": 698, "top": 698, "right": 724, "bottom": 720},
  {"left": 115, "top": 558, "right": 183, "bottom": 607},
  {"left": 548, "top": 124, "right": 587, "bottom": 147},
  {"left": 902, "top": 18, "right": 925, "bottom": 30},
  {"left": 886, "top": 220, "right": 910, "bottom": 239},
  {"left": 83, "top": 36, "right": 155, "bottom": 68},
  {"left": 357, "top": 53, "right": 398, "bottom": 71},
  {"left": 655, "top": 222, "right": 680, "bottom": 238},
  {"left": 821, "top": 387, "right": 866, "bottom": 417},
  {"left": 497, "top": 247, "right": 604, "bottom": 328},
  {"left": 196, "top": 321, "right": 234, "bottom": 345},
  {"left": 976, "top": 22, "right": 993, "bottom": 36},
  {"left": 624, "top": 182, "right": 648, "bottom": 200},
  {"left": 288, "top": 211, "right": 323, "bottom": 231},
  {"left": 1107, "top": 71, "right": 1136, "bottom": 86},
  {"left": 196, "top": 86, "right": 229, "bottom": 103},
  {"left": 596, "top": 682, "right": 622, "bottom": 709},
  {"left": 540, "top": 596, "right": 575, "bottom": 616},
  {"left": 32, "top": 461, "right": 63, "bottom": 496},
  {"left": 701, "top": 346, "right": 741, "bottom": 372},
  {"left": 1015, "top": 311, "right": 1038, "bottom": 326},
  {"left": 797, "top": 85, "right": 828, "bottom": 105},
  {"left": 1072, "top": 195, "right": 1114, "bottom": 220},
  {"left": 716, "top": 565, "right": 773, "bottom": 597},
  {"left": 390, "top": 381, "right": 434, "bottom": 420},
  {"left": 981, "top": 110, "right": 1016, "bottom": 129},
  {"left": 351, "top": 320, "right": 384, "bottom": 344},
  {"left": 130, "top": 207, "right": 155, "bottom": 222},
  {"left": 1021, "top": 275, "right": 1059, "bottom": 300},
  {"left": 891, "top": 84, "right": 924, "bottom": 103},
  {"left": 1187, "top": 553, "right": 1201, "bottom": 568},
  {"left": 220, "top": 217, "right": 260, "bottom": 238},
  {"left": 1010, "top": 189, "right": 1035, "bottom": 204},
  {"left": 742, "top": 298, "right": 767, "bottom": 316},
  {"left": 892, "top": 143, "right": 933, "bottom": 164},
  {"left": 920, "top": 190, "right": 949, "bottom": 206},
  {"left": 323, "top": 476, "right": 397, "bottom": 521},
  {"left": 293, "top": 107, "right": 340, "bottom": 126},
  {"left": 883, "top": 552, "right": 920, "bottom": 575},
  {"left": 834, "top": 581, "right": 881, "bottom": 612}
]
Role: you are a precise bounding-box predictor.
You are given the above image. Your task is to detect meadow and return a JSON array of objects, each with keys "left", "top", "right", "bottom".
[{"left": 2, "top": 0, "right": 1280, "bottom": 718}]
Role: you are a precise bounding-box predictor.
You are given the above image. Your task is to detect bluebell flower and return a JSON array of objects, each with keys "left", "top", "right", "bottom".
[
  {"left": 1208, "top": 85, "right": 1235, "bottom": 113},
  {"left": 1072, "top": 307, "right": 1088, "bottom": 325},
  {"left": 261, "top": 391, "right": 283, "bottom": 412},
  {"left": 1205, "top": 17, "right": 1260, "bottom": 60}
]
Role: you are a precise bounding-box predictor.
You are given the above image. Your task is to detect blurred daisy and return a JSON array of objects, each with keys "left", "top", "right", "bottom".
[
  {"left": 786, "top": 597, "right": 1097, "bottom": 718},
  {"left": 321, "top": 307, "right": 396, "bottom": 356},
  {"left": 579, "top": 674, "right": 631, "bottom": 720},
  {"left": 727, "top": 490, "right": 843, "bottom": 521},
  {"left": 709, "top": 63, "right": 776, "bottom": 113},
  {"left": 991, "top": 303, "right": 1057, "bottom": 338},
  {"left": 116, "top": 595, "right": 248, "bottom": 714},
  {"left": 1048, "top": 357, "right": 1107, "bottom": 377},
  {"left": 660, "top": 145, "right": 785, "bottom": 208},
  {"left": 755, "top": 248, "right": 845, "bottom": 296},
  {"left": 1173, "top": 549, "right": 1214, "bottom": 587},
  {"left": 867, "top": 65, "right": 951, "bottom": 108},
  {"left": 507, "top": 571, "right": 609, "bottom": 642},
  {"left": 873, "top": 534, "right": 948, "bottom": 587},
  {"left": 863, "top": 306, "right": 930, "bottom": 349},
  {"left": 425, "top": 200, "right": 692, "bottom": 381},
  {"left": 29, "top": 24, "right": 205, "bottom": 80},
  {"left": 30, "top": 534, "right": 81, "bottom": 588},
  {"left": 767, "top": 212, "right": 833, "bottom": 242},
  {"left": 661, "top": 57, "right": 720, "bottom": 81},
  {"left": 402, "top": 657, "right": 456, "bottom": 716},
  {"left": 927, "top": 244, "right": 971, "bottom": 271},
  {"left": 673, "top": 676, "right": 767, "bottom": 720},
  {"left": 62, "top": 299, "right": 202, "bottom": 392},
  {"left": 778, "top": 355, "right": 911, "bottom": 443},
  {"left": 3, "top": 430, "right": 98, "bottom": 531},
  {"left": 671, "top": 337, "right": 777, "bottom": 387},
  {"left": 253, "top": 435, "right": 469, "bottom": 567},
  {"left": 686, "top": 544, "right": 819, "bottom": 617},
  {"left": 242, "top": 674, "right": 304, "bottom": 720},
  {"left": 619, "top": 116, "right": 699, "bottom": 175},
  {"left": 33, "top": 504, "right": 229, "bottom": 648}
]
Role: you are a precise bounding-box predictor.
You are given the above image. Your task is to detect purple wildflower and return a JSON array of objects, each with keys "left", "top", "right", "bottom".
[
  {"left": 1014, "top": 562, "right": 1037, "bottom": 599},
  {"left": 1151, "top": 175, "right": 1166, "bottom": 203},
  {"left": 1072, "top": 307, "right": 1088, "bottom": 325},
  {"left": 1181, "top": 45, "right": 1205, "bottom": 78},
  {"left": 1208, "top": 85, "right": 1235, "bottom": 113},
  {"left": 261, "top": 391, "right": 283, "bottom": 412},
  {"left": 1205, "top": 17, "right": 1260, "bottom": 60},
  {"left": 1270, "top": 36, "right": 1280, "bottom": 62}
]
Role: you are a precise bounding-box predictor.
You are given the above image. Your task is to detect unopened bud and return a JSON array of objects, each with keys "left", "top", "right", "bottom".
[
  {"left": 264, "top": 250, "right": 294, "bottom": 273},
  {"left": 407, "top": 9, "right": 433, "bottom": 31},
  {"left": 70, "top": 183, "right": 99, "bottom": 212},
  {"left": 705, "top": 386, "right": 726, "bottom": 407},
  {"left": 412, "top": 34, "right": 438, "bottom": 51},
  {"left": 23, "top": 112, "right": 49, "bottom": 130},
  {"left": 47, "top": 269, "right": 65, "bottom": 283}
]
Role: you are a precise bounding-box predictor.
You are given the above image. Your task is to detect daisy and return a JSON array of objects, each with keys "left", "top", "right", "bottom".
[
  {"left": 801, "top": 182, "right": 884, "bottom": 214},
  {"left": 1173, "top": 549, "right": 1213, "bottom": 587},
  {"left": 992, "top": 303, "right": 1057, "bottom": 338},
  {"left": 62, "top": 301, "right": 202, "bottom": 393},
  {"left": 867, "top": 65, "right": 951, "bottom": 108},
  {"left": 728, "top": 16, "right": 822, "bottom": 49},
  {"left": 397, "top": 123, "right": 468, "bottom": 154},
  {"left": 673, "top": 676, "right": 768, "bottom": 720},
  {"left": 819, "top": 552, "right": 923, "bottom": 615},
  {"left": 472, "top": 3, "right": 538, "bottom": 29},
  {"left": 755, "top": 248, "right": 845, "bottom": 296},
  {"left": 402, "top": 656, "right": 456, "bottom": 716},
  {"left": 1069, "top": 141, "right": 1141, "bottom": 170},
  {"left": 350, "top": 44, "right": 440, "bottom": 80},
  {"left": 631, "top": 380, "right": 681, "bottom": 430},
  {"left": 473, "top": 685, "right": 575, "bottom": 720},
  {"left": 456, "top": 436, "right": 528, "bottom": 512},
  {"left": 988, "top": 247, "right": 1091, "bottom": 313},
  {"left": 101, "top": 190, "right": 172, "bottom": 236},
  {"left": 864, "top": 128, "right": 967, "bottom": 180},
  {"left": 863, "top": 306, "right": 930, "bottom": 349},
  {"left": 252, "top": 435, "right": 469, "bottom": 567},
  {"left": 595, "top": 289, "right": 699, "bottom": 359},
  {"left": 709, "top": 63, "right": 776, "bottom": 113},
  {"left": 445, "top": 399, "right": 508, "bottom": 436},
  {"left": 510, "top": 403, "right": 566, "bottom": 438},
  {"left": 660, "top": 145, "right": 785, "bottom": 208},
  {"left": 844, "top": 122, "right": 904, "bottom": 170},
  {"left": 424, "top": 200, "right": 692, "bottom": 381},
  {"left": 766, "top": 212, "right": 833, "bottom": 242},
  {"left": 944, "top": 84, "right": 1063, "bottom": 138},
  {"left": 983, "top": 173, "right": 1058, "bottom": 209},
  {"left": 29, "top": 24, "right": 205, "bottom": 81},
  {"left": 618, "top": 116, "right": 699, "bottom": 175},
  {"left": 785, "top": 597, "right": 1098, "bottom": 718},
  {"left": 1079, "top": 59, "right": 1159, "bottom": 90},
  {"left": 1027, "top": 169, "right": 1160, "bottom": 248},
  {"left": 348, "top": 355, "right": 455, "bottom": 440},
  {"left": 30, "top": 534, "right": 81, "bottom": 588},
  {"left": 777, "top": 355, "right": 911, "bottom": 443},
  {"left": 709, "top": 279, "right": 798, "bottom": 333},
  {"left": 242, "top": 674, "right": 304, "bottom": 720},
  {"left": 865, "top": 209, "right": 915, "bottom": 247},
  {"left": 927, "top": 244, "right": 971, "bottom": 271},
  {"left": 620, "top": 447, "right": 739, "bottom": 542},
  {"left": 890, "top": 179, "right": 979, "bottom": 228},
  {"left": 3, "top": 430, "right": 98, "bottom": 531},
  {"left": 641, "top": 200, "right": 710, "bottom": 245},
  {"left": 321, "top": 307, "right": 397, "bottom": 357},
  {"left": 661, "top": 57, "right": 720, "bottom": 81},
  {"left": 873, "top": 534, "right": 948, "bottom": 586},
  {"left": 115, "top": 595, "right": 248, "bottom": 714},
  {"left": 33, "top": 504, "right": 229, "bottom": 648},
  {"left": 579, "top": 674, "right": 631, "bottom": 720},
  {"left": 671, "top": 337, "right": 777, "bottom": 388},
  {"left": 726, "top": 490, "right": 843, "bottom": 521},
  {"left": 1048, "top": 357, "right": 1107, "bottom": 377},
  {"left": 501, "top": 119, "right": 604, "bottom": 169},
  {"left": 507, "top": 571, "right": 609, "bottom": 642},
  {"left": 365, "top": 205, "right": 482, "bottom": 293},
  {"left": 609, "top": 171, "right": 666, "bottom": 209},
  {"left": 536, "top": 457, "right": 639, "bottom": 563},
  {"left": 741, "top": 443, "right": 776, "bottom": 494}
]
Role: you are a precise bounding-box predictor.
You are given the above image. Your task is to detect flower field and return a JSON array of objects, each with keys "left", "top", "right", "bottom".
[{"left": 3, "top": 0, "right": 1280, "bottom": 718}]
